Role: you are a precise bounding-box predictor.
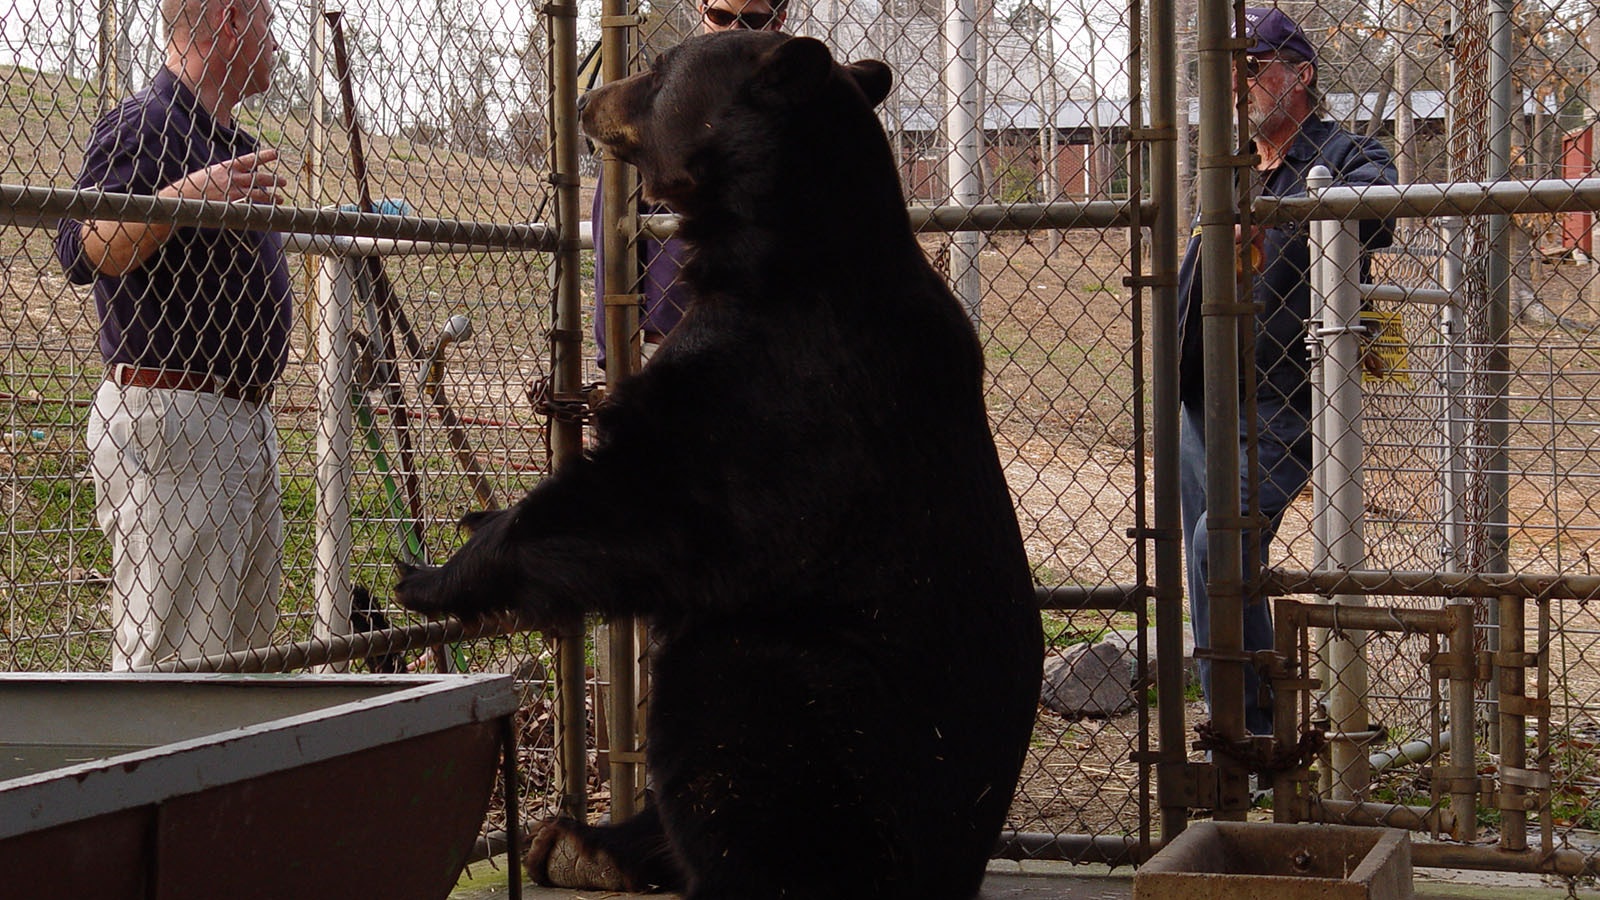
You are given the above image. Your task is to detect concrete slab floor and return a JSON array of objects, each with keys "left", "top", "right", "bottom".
[{"left": 451, "top": 856, "right": 1600, "bottom": 900}]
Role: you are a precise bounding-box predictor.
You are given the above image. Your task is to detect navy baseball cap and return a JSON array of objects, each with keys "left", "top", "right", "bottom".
[{"left": 1244, "top": 7, "right": 1317, "bottom": 67}]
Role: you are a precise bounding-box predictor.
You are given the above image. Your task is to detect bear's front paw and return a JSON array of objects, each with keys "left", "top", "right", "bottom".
[
  {"left": 459, "top": 507, "right": 507, "bottom": 535},
  {"left": 392, "top": 561, "right": 452, "bottom": 616}
]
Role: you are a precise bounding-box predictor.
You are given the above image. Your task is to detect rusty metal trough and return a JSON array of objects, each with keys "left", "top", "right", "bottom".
[
  {"left": 1133, "top": 822, "right": 1414, "bottom": 900},
  {"left": 0, "top": 672, "right": 518, "bottom": 899}
]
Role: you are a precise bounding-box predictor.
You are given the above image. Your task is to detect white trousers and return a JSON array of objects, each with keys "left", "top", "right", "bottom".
[{"left": 89, "top": 379, "right": 282, "bottom": 670}]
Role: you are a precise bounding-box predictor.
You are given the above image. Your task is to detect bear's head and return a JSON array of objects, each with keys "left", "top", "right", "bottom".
[{"left": 580, "top": 32, "right": 892, "bottom": 216}]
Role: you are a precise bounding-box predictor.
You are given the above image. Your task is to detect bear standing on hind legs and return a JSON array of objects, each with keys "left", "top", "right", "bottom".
[{"left": 395, "top": 31, "right": 1044, "bottom": 900}]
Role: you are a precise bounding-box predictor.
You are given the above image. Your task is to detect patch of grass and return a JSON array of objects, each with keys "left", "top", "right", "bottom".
[
  {"left": 1146, "top": 677, "right": 1205, "bottom": 707},
  {"left": 1042, "top": 612, "right": 1107, "bottom": 649},
  {"left": 1474, "top": 801, "right": 1503, "bottom": 830},
  {"left": 1546, "top": 725, "right": 1600, "bottom": 831}
]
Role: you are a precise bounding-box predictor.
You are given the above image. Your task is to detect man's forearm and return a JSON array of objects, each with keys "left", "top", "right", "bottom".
[
  {"left": 78, "top": 217, "right": 175, "bottom": 277},
  {"left": 75, "top": 149, "right": 287, "bottom": 278}
]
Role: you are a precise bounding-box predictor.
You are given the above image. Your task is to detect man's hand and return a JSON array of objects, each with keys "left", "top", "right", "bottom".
[
  {"left": 159, "top": 149, "right": 289, "bottom": 205},
  {"left": 1234, "top": 222, "right": 1265, "bottom": 276},
  {"left": 1362, "top": 348, "right": 1390, "bottom": 379}
]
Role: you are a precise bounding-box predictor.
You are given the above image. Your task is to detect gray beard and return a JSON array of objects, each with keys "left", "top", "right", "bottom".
[{"left": 1249, "top": 105, "right": 1292, "bottom": 142}]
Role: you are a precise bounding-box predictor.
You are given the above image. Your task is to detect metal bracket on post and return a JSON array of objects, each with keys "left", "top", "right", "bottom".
[
  {"left": 1426, "top": 649, "right": 1474, "bottom": 682},
  {"left": 1158, "top": 761, "right": 1218, "bottom": 810}
]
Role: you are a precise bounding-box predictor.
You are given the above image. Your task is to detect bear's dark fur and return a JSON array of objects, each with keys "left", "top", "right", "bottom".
[{"left": 396, "top": 31, "right": 1043, "bottom": 900}]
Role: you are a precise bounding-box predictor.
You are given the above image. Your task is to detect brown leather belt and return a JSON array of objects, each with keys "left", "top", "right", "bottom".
[{"left": 110, "top": 365, "right": 274, "bottom": 405}]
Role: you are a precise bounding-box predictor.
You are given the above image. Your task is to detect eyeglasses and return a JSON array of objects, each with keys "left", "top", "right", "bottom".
[{"left": 701, "top": 4, "right": 778, "bottom": 29}]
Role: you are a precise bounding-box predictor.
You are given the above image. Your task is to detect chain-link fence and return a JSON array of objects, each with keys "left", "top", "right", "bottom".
[
  {"left": 1, "top": 0, "right": 1158, "bottom": 865},
  {"left": 8, "top": 0, "right": 1600, "bottom": 885},
  {"left": 1239, "top": 0, "right": 1600, "bottom": 881},
  {"left": 2, "top": 0, "right": 572, "bottom": 849}
]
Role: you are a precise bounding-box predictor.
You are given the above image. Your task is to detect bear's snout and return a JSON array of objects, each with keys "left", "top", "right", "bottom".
[{"left": 578, "top": 80, "right": 643, "bottom": 161}]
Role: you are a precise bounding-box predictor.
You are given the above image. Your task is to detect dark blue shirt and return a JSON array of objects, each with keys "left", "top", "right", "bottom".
[
  {"left": 1176, "top": 115, "right": 1396, "bottom": 445},
  {"left": 54, "top": 67, "right": 292, "bottom": 387}
]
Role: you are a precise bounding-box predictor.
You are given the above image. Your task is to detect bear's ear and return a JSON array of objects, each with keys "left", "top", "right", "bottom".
[
  {"left": 753, "top": 36, "right": 834, "bottom": 100},
  {"left": 845, "top": 59, "right": 893, "bottom": 109}
]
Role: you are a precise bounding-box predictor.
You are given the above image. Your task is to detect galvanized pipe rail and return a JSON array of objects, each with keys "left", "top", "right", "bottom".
[
  {"left": 637, "top": 200, "right": 1157, "bottom": 239},
  {"left": 37, "top": 175, "right": 1600, "bottom": 250},
  {"left": 1266, "top": 568, "right": 1600, "bottom": 601},
  {"left": 993, "top": 830, "right": 1600, "bottom": 879},
  {"left": 0, "top": 183, "right": 555, "bottom": 248},
  {"left": 1305, "top": 798, "right": 1458, "bottom": 836},
  {"left": 140, "top": 611, "right": 531, "bottom": 673},
  {"left": 1257, "top": 176, "right": 1600, "bottom": 223},
  {"left": 138, "top": 586, "right": 1143, "bottom": 676},
  {"left": 5, "top": 181, "right": 1157, "bottom": 242},
  {"left": 25, "top": 175, "right": 1600, "bottom": 246},
  {"left": 993, "top": 831, "right": 1148, "bottom": 867}
]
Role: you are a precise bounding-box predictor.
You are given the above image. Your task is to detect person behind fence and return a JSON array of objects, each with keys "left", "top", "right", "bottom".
[
  {"left": 590, "top": 0, "right": 788, "bottom": 373},
  {"left": 1177, "top": 7, "right": 1396, "bottom": 735},
  {"left": 53, "top": 0, "right": 292, "bottom": 670}
]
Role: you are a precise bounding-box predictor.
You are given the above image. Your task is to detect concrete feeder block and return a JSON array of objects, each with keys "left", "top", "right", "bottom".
[{"left": 1133, "top": 822, "right": 1413, "bottom": 900}]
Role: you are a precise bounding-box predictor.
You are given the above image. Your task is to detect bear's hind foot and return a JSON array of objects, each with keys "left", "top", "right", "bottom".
[{"left": 523, "top": 818, "right": 632, "bottom": 892}]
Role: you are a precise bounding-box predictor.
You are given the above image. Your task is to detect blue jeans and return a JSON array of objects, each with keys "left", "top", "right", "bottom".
[{"left": 1179, "top": 401, "right": 1310, "bottom": 736}]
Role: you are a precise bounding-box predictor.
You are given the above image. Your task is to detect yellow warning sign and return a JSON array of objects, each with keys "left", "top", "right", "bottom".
[{"left": 1360, "top": 310, "right": 1411, "bottom": 385}]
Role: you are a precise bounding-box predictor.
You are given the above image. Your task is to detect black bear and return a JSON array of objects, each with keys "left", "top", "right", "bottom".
[{"left": 395, "top": 31, "right": 1043, "bottom": 900}]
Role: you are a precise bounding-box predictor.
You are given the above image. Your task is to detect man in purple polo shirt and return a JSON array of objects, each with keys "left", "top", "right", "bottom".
[
  {"left": 54, "top": 0, "right": 293, "bottom": 670},
  {"left": 592, "top": 0, "right": 789, "bottom": 373}
]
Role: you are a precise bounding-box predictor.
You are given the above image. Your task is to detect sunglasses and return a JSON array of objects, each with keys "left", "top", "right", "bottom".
[
  {"left": 702, "top": 4, "right": 778, "bottom": 29},
  {"left": 1244, "top": 54, "right": 1306, "bottom": 79},
  {"left": 1243, "top": 55, "right": 1277, "bottom": 78}
]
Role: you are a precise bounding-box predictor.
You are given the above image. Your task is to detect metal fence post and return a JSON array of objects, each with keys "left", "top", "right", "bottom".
[
  {"left": 944, "top": 0, "right": 983, "bottom": 323},
  {"left": 1307, "top": 165, "right": 1370, "bottom": 800},
  {"left": 1272, "top": 599, "right": 1303, "bottom": 823},
  {"left": 1146, "top": 0, "right": 1189, "bottom": 845},
  {"left": 1438, "top": 217, "right": 1468, "bottom": 571},
  {"left": 1484, "top": 0, "right": 1516, "bottom": 764},
  {"left": 1308, "top": 174, "right": 1334, "bottom": 796},
  {"left": 1196, "top": 0, "right": 1248, "bottom": 818},
  {"left": 597, "top": 0, "right": 643, "bottom": 825},
  {"left": 1448, "top": 599, "right": 1479, "bottom": 841},
  {"left": 303, "top": 7, "right": 327, "bottom": 355},
  {"left": 312, "top": 256, "right": 358, "bottom": 667},
  {"left": 548, "top": 0, "right": 589, "bottom": 824}
]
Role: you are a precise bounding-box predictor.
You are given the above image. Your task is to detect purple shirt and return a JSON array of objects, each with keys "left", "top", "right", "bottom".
[
  {"left": 591, "top": 173, "right": 692, "bottom": 369},
  {"left": 54, "top": 67, "right": 292, "bottom": 387}
]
